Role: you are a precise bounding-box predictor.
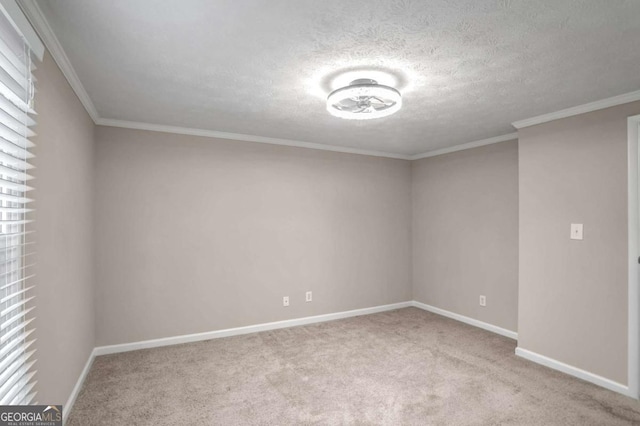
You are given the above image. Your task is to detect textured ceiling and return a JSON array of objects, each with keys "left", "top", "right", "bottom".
[{"left": 37, "top": 0, "right": 640, "bottom": 155}]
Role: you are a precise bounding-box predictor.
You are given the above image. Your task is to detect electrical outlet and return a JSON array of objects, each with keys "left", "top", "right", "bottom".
[
  {"left": 570, "top": 223, "right": 583, "bottom": 240},
  {"left": 305, "top": 291, "right": 312, "bottom": 302},
  {"left": 479, "top": 295, "right": 486, "bottom": 307},
  {"left": 283, "top": 296, "right": 289, "bottom": 307}
]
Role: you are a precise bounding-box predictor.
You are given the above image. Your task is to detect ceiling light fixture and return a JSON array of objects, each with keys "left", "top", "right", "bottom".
[{"left": 326, "top": 79, "right": 402, "bottom": 120}]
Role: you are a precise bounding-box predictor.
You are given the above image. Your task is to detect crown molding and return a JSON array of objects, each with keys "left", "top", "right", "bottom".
[
  {"left": 17, "top": 0, "right": 99, "bottom": 122},
  {"left": 96, "top": 118, "right": 413, "bottom": 160},
  {"left": 409, "top": 132, "right": 518, "bottom": 160},
  {"left": 512, "top": 90, "right": 640, "bottom": 129},
  {"left": 13, "top": 0, "right": 512, "bottom": 161},
  {"left": 13, "top": 2, "right": 640, "bottom": 160},
  {"left": 98, "top": 119, "right": 520, "bottom": 161}
]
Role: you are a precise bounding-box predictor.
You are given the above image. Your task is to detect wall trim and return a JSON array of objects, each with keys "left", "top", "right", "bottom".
[
  {"left": 95, "top": 118, "right": 412, "bottom": 160},
  {"left": 94, "top": 301, "right": 413, "bottom": 356},
  {"left": 17, "top": 0, "right": 99, "bottom": 121},
  {"left": 15, "top": 3, "right": 640, "bottom": 159},
  {"left": 515, "top": 347, "right": 632, "bottom": 397},
  {"left": 98, "top": 119, "right": 521, "bottom": 161},
  {"left": 411, "top": 301, "right": 518, "bottom": 340},
  {"left": 62, "top": 302, "right": 637, "bottom": 418},
  {"left": 627, "top": 114, "right": 640, "bottom": 399},
  {"left": 512, "top": 90, "right": 640, "bottom": 129},
  {"left": 409, "top": 133, "right": 518, "bottom": 160},
  {"left": 64, "top": 348, "right": 97, "bottom": 423},
  {"left": 9, "top": 2, "right": 524, "bottom": 162}
]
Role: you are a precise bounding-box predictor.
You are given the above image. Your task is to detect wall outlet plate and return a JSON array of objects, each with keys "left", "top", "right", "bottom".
[
  {"left": 479, "top": 295, "right": 486, "bottom": 307},
  {"left": 570, "top": 223, "right": 584, "bottom": 240},
  {"left": 305, "top": 291, "right": 312, "bottom": 302},
  {"left": 283, "top": 296, "right": 289, "bottom": 307}
]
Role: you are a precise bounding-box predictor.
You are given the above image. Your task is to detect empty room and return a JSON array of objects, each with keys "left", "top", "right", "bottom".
[{"left": 0, "top": 0, "right": 640, "bottom": 424}]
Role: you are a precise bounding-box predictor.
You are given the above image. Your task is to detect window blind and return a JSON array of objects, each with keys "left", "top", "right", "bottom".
[{"left": 0, "top": 8, "right": 36, "bottom": 406}]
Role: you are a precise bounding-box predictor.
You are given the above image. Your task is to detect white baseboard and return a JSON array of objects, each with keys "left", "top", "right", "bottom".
[
  {"left": 65, "top": 302, "right": 410, "bottom": 421},
  {"left": 515, "top": 347, "right": 631, "bottom": 397},
  {"left": 411, "top": 301, "right": 518, "bottom": 340},
  {"left": 64, "top": 348, "right": 97, "bottom": 424},
  {"left": 67, "top": 302, "right": 633, "bottom": 421},
  {"left": 94, "top": 301, "right": 413, "bottom": 356}
]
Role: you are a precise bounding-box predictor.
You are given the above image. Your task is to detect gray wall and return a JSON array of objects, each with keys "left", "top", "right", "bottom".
[
  {"left": 518, "top": 102, "right": 640, "bottom": 385},
  {"left": 32, "top": 52, "right": 95, "bottom": 404},
  {"left": 93, "top": 126, "right": 412, "bottom": 346},
  {"left": 29, "top": 50, "right": 639, "bottom": 397},
  {"left": 412, "top": 141, "right": 519, "bottom": 332}
]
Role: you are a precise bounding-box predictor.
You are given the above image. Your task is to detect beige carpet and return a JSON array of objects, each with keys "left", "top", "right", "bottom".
[{"left": 68, "top": 308, "right": 640, "bottom": 425}]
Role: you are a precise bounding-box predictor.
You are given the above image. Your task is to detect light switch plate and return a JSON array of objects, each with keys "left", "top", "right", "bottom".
[{"left": 570, "top": 223, "right": 583, "bottom": 240}]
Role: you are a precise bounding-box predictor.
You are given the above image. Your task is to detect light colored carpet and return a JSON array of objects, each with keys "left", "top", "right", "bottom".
[{"left": 68, "top": 307, "right": 640, "bottom": 425}]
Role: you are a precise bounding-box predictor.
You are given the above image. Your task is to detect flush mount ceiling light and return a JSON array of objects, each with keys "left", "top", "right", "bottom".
[{"left": 326, "top": 79, "right": 402, "bottom": 120}]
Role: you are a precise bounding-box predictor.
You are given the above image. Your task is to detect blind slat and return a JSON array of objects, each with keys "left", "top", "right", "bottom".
[
  {"left": 0, "top": 121, "right": 35, "bottom": 147},
  {"left": 0, "top": 36, "right": 28, "bottom": 79},
  {"left": 0, "top": 263, "right": 35, "bottom": 280},
  {"left": 0, "top": 81, "right": 32, "bottom": 114},
  {"left": 0, "top": 108, "right": 36, "bottom": 136},
  {"left": 0, "top": 193, "right": 32, "bottom": 203},
  {"left": 0, "top": 255, "right": 36, "bottom": 269},
  {"left": 0, "top": 177, "right": 32, "bottom": 191},
  {"left": 0, "top": 135, "right": 35, "bottom": 159},
  {"left": 0, "top": 95, "right": 34, "bottom": 128},
  {"left": 0, "top": 285, "right": 34, "bottom": 304},
  {"left": 0, "top": 241, "right": 34, "bottom": 254},
  {"left": 0, "top": 149, "right": 31, "bottom": 170},
  {"left": 0, "top": 206, "right": 32, "bottom": 214},
  {"left": 9, "top": 380, "right": 36, "bottom": 405},
  {"left": 0, "top": 368, "right": 36, "bottom": 404},
  {"left": 0, "top": 259, "right": 36, "bottom": 273},
  {"left": 0, "top": 50, "right": 28, "bottom": 87},
  {"left": 0, "top": 306, "right": 34, "bottom": 331},
  {"left": 0, "top": 229, "right": 33, "bottom": 238},
  {"left": 0, "top": 250, "right": 36, "bottom": 259},
  {"left": 0, "top": 316, "right": 34, "bottom": 344},
  {"left": 0, "top": 295, "right": 35, "bottom": 318},
  {"left": 0, "top": 371, "right": 37, "bottom": 405},
  {"left": 0, "top": 356, "right": 35, "bottom": 396},
  {"left": 20, "top": 390, "right": 36, "bottom": 405},
  {"left": 0, "top": 340, "right": 35, "bottom": 374},
  {"left": 0, "top": 219, "right": 32, "bottom": 225},
  {"left": 0, "top": 341, "right": 35, "bottom": 373},
  {"left": 0, "top": 331, "right": 34, "bottom": 359},
  {"left": 0, "top": 163, "right": 33, "bottom": 179},
  {"left": 0, "top": 274, "right": 35, "bottom": 292}
]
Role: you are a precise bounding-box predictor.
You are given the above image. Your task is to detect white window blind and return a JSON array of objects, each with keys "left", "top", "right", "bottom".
[{"left": 0, "top": 8, "right": 36, "bottom": 406}]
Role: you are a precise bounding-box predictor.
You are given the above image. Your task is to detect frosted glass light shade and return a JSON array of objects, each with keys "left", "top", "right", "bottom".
[{"left": 326, "top": 79, "right": 402, "bottom": 120}]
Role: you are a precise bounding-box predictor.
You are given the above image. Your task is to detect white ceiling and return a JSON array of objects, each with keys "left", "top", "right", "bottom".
[{"left": 34, "top": 0, "right": 640, "bottom": 156}]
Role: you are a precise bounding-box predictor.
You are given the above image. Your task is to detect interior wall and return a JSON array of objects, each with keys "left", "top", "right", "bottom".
[
  {"left": 411, "top": 141, "right": 519, "bottom": 332},
  {"left": 93, "top": 126, "right": 412, "bottom": 346},
  {"left": 30, "top": 47, "right": 639, "bottom": 397},
  {"left": 518, "top": 101, "right": 640, "bottom": 385},
  {"left": 32, "top": 52, "right": 96, "bottom": 404}
]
